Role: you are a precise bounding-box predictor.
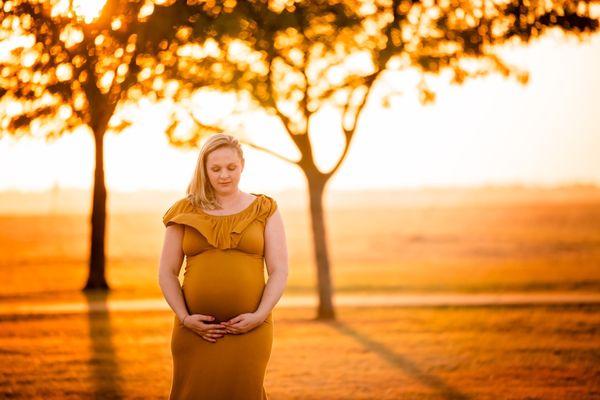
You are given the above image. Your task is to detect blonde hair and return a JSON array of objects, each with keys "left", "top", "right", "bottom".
[{"left": 186, "top": 133, "right": 245, "bottom": 210}]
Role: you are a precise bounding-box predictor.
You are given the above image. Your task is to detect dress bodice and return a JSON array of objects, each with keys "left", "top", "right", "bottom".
[{"left": 162, "top": 193, "right": 278, "bottom": 257}]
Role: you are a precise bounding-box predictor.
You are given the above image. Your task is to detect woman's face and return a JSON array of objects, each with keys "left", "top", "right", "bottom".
[{"left": 205, "top": 146, "right": 244, "bottom": 195}]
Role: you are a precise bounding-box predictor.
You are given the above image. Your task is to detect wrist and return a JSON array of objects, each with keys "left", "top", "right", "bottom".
[
  {"left": 253, "top": 311, "right": 268, "bottom": 322},
  {"left": 180, "top": 314, "right": 190, "bottom": 324}
]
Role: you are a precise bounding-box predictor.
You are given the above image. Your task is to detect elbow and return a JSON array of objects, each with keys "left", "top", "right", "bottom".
[
  {"left": 271, "top": 269, "right": 288, "bottom": 282},
  {"left": 158, "top": 270, "right": 177, "bottom": 288},
  {"left": 157, "top": 272, "right": 166, "bottom": 290}
]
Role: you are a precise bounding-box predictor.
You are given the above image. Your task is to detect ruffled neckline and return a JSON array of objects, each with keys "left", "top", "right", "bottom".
[
  {"left": 162, "top": 193, "right": 277, "bottom": 250},
  {"left": 197, "top": 193, "right": 261, "bottom": 218}
]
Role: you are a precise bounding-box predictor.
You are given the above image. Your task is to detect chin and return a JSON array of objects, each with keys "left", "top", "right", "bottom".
[{"left": 215, "top": 185, "right": 236, "bottom": 192}]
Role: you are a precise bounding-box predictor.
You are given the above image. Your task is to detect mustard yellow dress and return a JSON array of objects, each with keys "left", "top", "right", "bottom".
[{"left": 162, "top": 193, "right": 277, "bottom": 400}]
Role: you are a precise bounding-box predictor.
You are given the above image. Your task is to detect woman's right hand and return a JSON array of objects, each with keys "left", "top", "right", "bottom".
[{"left": 182, "top": 314, "right": 228, "bottom": 343}]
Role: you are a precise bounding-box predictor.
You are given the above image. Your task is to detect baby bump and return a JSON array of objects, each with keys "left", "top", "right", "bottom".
[{"left": 182, "top": 250, "right": 267, "bottom": 323}]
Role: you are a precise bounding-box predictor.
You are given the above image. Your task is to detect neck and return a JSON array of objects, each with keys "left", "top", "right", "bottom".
[{"left": 214, "top": 189, "right": 242, "bottom": 206}]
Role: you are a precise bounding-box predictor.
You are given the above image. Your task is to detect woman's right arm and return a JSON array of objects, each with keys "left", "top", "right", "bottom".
[
  {"left": 158, "top": 224, "right": 228, "bottom": 343},
  {"left": 158, "top": 224, "right": 190, "bottom": 324}
]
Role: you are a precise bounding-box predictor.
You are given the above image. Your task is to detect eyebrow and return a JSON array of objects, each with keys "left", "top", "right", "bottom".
[{"left": 209, "top": 163, "right": 237, "bottom": 167}]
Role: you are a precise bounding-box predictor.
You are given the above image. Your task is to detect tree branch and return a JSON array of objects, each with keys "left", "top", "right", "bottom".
[
  {"left": 238, "top": 139, "right": 299, "bottom": 165},
  {"left": 185, "top": 105, "right": 300, "bottom": 165},
  {"left": 326, "top": 71, "right": 379, "bottom": 179}
]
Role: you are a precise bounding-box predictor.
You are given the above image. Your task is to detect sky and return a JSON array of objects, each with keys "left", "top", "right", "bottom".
[{"left": 0, "top": 29, "right": 598, "bottom": 193}]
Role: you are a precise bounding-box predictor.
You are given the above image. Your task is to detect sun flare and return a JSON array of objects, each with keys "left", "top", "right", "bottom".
[{"left": 53, "top": 0, "right": 107, "bottom": 23}]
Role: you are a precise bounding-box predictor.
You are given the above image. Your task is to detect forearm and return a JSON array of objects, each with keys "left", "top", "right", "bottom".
[
  {"left": 255, "top": 270, "right": 288, "bottom": 320},
  {"left": 158, "top": 272, "right": 189, "bottom": 323}
]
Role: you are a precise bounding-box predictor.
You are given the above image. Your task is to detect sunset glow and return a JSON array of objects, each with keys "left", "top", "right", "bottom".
[
  {"left": 53, "top": 0, "right": 107, "bottom": 23},
  {"left": 0, "top": 2, "right": 598, "bottom": 193}
]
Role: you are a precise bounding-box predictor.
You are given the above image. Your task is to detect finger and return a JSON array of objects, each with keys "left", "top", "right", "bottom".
[
  {"left": 229, "top": 322, "right": 246, "bottom": 329},
  {"left": 195, "top": 327, "right": 220, "bottom": 337},
  {"left": 226, "top": 316, "right": 244, "bottom": 325},
  {"left": 205, "top": 325, "right": 226, "bottom": 332},
  {"left": 204, "top": 322, "right": 226, "bottom": 328},
  {"left": 200, "top": 324, "right": 226, "bottom": 332},
  {"left": 201, "top": 335, "right": 216, "bottom": 343},
  {"left": 197, "top": 314, "right": 216, "bottom": 322}
]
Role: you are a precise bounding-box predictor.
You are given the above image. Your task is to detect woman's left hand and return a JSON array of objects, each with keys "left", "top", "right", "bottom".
[{"left": 222, "top": 312, "right": 265, "bottom": 334}]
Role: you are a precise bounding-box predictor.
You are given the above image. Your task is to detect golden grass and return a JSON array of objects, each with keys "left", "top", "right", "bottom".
[
  {"left": 2, "top": 193, "right": 598, "bottom": 398},
  {"left": 1, "top": 201, "right": 599, "bottom": 299},
  {"left": 0, "top": 305, "right": 597, "bottom": 399}
]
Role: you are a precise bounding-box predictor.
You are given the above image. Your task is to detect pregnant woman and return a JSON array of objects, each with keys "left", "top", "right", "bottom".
[{"left": 158, "top": 133, "right": 288, "bottom": 400}]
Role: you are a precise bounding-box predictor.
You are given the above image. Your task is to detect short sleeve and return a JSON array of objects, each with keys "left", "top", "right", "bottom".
[
  {"left": 162, "top": 198, "right": 188, "bottom": 227},
  {"left": 267, "top": 197, "right": 278, "bottom": 218}
]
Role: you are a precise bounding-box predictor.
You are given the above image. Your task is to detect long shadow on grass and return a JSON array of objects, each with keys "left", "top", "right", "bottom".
[
  {"left": 84, "top": 290, "right": 123, "bottom": 399},
  {"left": 329, "top": 320, "right": 470, "bottom": 400}
]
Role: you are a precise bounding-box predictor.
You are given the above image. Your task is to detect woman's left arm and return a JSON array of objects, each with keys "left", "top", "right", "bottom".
[
  {"left": 223, "top": 208, "right": 288, "bottom": 333},
  {"left": 254, "top": 208, "right": 289, "bottom": 321}
]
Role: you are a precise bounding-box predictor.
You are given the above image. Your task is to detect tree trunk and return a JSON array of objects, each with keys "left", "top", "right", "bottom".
[
  {"left": 84, "top": 128, "right": 109, "bottom": 290},
  {"left": 307, "top": 178, "right": 336, "bottom": 320}
]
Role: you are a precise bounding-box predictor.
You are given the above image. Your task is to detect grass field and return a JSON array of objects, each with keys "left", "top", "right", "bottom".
[
  {"left": 1, "top": 193, "right": 599, "bottom": 398},
  {"left": 0, "top": 199, "right": 599, "bottom": 299},
  {"left": 0, "top": 305, "right": 598, "bottom": 399}
]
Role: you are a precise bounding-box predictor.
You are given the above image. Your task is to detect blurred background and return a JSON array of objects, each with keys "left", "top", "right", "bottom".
[{"left": 0, "top": 0, "right": 599, "bottom": 399}]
